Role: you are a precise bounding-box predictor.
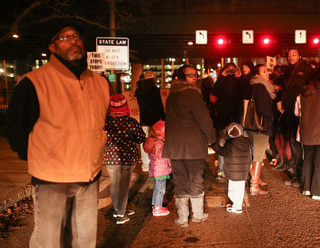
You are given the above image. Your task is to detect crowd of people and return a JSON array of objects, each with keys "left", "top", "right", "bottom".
[
  {"left": 198, "top": 48, "right": 320, "bottom": 203},
  {"left": 4, "top": 19, "right": 320, "bottom": 246}
]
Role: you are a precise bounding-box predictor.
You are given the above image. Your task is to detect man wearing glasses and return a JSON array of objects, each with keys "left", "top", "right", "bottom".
[{"left": 6, "top": 23, "right": 110, "bottom": 247}]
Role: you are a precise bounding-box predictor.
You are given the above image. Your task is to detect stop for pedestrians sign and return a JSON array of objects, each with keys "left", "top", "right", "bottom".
[{"left": 96, "top": 37, "right": 129, "bottom": 71}]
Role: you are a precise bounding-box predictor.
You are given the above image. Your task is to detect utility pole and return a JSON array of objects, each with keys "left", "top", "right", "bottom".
[{"left": 109, "top": 0, "right": 118, "bottom": 94}]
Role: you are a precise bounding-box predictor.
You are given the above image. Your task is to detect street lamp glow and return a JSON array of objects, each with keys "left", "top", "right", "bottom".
[
  {"left": 12, "top": 34, "right": 19, "bottom": 38},
  {"left": 188, "top": 41, "right": 193, "bottom": 45}
]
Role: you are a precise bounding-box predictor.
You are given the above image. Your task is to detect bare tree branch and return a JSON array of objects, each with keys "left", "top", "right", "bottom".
[{"left": 0, "top": 0, "right": 49, "bottom": 45}]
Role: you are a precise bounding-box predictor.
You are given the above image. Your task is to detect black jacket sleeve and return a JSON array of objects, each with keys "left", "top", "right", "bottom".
[
  {"left": 5, "top": 77, "right": 40, "bottom": 160},
  {"left": 212, "top": 141, "right": 231, "bottom": 157}
]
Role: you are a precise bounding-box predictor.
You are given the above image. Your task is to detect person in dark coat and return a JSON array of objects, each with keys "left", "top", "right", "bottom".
[
  {"left": 295, "top": 67, "right": 320, "bottom": 200},
  {"left": 277, "top": 48, "right": 313, "bottom": 187},
  {"left": 135, "top": 70, "right": 165, "bottom": 172},
  {"left": 212, "top": 122, "right": 251, "bottom": 214},
  {"left": 212, "top": 63, "right": 245, "bottom": 178},
  {"left": 162, "top": 65, "right": 216, "bottom": 227}
]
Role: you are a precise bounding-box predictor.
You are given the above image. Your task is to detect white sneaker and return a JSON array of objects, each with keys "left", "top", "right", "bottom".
[
  {"left": 302, "top": 191, "right": 311, "bottom": 196},
  {"left": 312, "top": 195, "right": 320, "bottom": 200},
  {"left": 226, "top": 207, "right": 242, "bottom": 214}
]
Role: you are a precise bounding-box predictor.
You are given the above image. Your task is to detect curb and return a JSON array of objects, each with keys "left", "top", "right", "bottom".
[{"left": 0, "top": 183, "right": 32, "bottom": 212}]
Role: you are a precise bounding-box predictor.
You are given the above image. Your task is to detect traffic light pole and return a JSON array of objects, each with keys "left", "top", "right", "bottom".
[{"left": 109, "top": 0, "right": 118, "bottom": 94}]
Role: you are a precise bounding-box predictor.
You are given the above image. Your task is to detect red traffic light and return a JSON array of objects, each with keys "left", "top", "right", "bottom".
[
  {"left": 263, "top": 38, "right": 270, "bottom": 44},
  {"left": 217, "top": 38, "right": 224, "bottom": 45},
  {"left": 313, "top": 38, "right": 319, "bottom": 44}
]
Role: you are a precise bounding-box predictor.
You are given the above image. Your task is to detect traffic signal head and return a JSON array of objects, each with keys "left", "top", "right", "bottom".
[{"left": 218, "top": 38, "right": 224, "bottom": 45}]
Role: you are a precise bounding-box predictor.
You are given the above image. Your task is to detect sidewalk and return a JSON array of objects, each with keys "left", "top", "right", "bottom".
[{"left": 0, "top": 138, "right": 31, "bottom": 212}]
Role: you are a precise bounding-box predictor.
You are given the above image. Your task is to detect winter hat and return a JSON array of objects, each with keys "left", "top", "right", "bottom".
[
  {"left": 226, "top": 122, "right": 243, "bottom": 138},
  {"left": 242, "top": 61, "right": 254, "bottom": 72},
  {"left": 152, "top": 120, "right": 165, "bottom": 138},
  {"left": 50, "top": 22, "right": 84, "bottom": 43},
  {"left": 110, "top": 94, "right": 130, "bottom": 115},
  {"left": 144, "top": 70, "right": 156, "bottom": 80}
]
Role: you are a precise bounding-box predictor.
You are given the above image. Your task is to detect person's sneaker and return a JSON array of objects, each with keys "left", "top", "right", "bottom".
[
  {"left": 269, "top": 158, "right": 278, "bottom": 167},
  {"left": 113, "top": 209, "right": 134, "bottom": 218},
  {"left": 302, "top": 190, "right": 311, "bottom": 196},
  {"left": 126, "top": 209, "right": 135, "bottom": 216},
  {"left": 216, "top": 172, "right": 225, "bottom": 179},
  {"left": 226, "top": 207, "right": 243, "bottom": 214},
  {"left": 312, "top": 195, "right": 320, "bottom": 200},
  {"left": 116, "top": 214, "right": 130, "bottom": 224},
  {"left": 153, "top": 207, "right": 170, "bottom": 216},
  {"left": 284, "top": 179, "right": 293, "bottom": 186}
]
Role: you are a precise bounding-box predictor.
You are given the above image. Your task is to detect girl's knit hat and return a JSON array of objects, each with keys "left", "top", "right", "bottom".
[
  {"left": 152, "top": 120, "right": 165, "bottom": 138},
  {"left": 226, "top": 122, "right": 243, "bottom": 138},
  {"left": 110, "top": 94, "right": 130, "bottom": 115}
]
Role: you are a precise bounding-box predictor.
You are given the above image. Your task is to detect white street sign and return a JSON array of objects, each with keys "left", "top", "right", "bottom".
[
  {"left": 196, "top": 30, "right": 207, "bottom": 44},
  {"left": 242, "top": 30, "right": 254, "bottom": 44},
  {"left": 96, "top": 37, "right": 129, "bottom": 70},
  {"left": 87, "top": 52, "right": 105, "bottom": 72},
  {"left": 295, "top": 30, "right": 306, "bottom": 44}
]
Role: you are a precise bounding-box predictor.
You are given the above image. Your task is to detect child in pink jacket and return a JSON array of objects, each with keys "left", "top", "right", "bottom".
[{"left": 143, "top": 120, "right": 172, "bottom": 216}]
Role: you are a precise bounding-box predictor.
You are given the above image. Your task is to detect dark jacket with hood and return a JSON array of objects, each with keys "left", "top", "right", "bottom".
[
  {"left": 162, "top": 79, "right": 216, "bottom": 160},
  {"left": 213, "top": 136, "right": 251, "bottom": 181},
  {"left": 134, "top": 79, "right": 165, "bottom": 126}
]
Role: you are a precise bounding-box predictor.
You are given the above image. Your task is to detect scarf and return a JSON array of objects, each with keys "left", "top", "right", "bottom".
[{"left": 250, "top": 76, "right": 276, "bottom": 100}]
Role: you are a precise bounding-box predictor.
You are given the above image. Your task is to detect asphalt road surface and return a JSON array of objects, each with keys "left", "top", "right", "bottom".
[{"left": 1, "top": 155, "right": 320, "bottom": 248}]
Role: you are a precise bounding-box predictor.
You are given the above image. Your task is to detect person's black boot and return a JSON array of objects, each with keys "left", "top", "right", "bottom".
[{"left": 276, "top": 158, "right": 291, "bottom": 171}]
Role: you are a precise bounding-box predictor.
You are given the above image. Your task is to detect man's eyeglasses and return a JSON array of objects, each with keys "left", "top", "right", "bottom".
[
  {"left": 186, "top": 74, "right": 199, "bottom": 78},
  {"left": 52, "top": 34, "right": 82, "bottom": 42}
]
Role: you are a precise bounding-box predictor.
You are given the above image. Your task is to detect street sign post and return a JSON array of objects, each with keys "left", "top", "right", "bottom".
[
  {"left": 96, "top": 37, "right": 129, "bottom": 70},
  {"left": 242, "top": 30, "right": 254, "bottom": 44}
]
